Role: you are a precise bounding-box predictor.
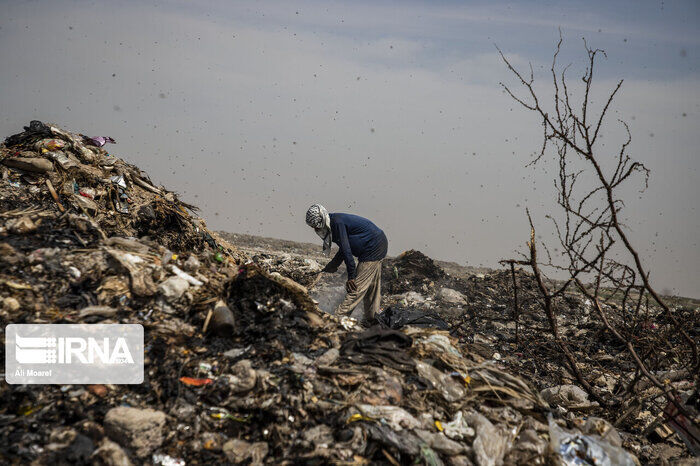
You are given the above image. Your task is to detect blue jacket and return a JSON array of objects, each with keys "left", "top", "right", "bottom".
[{"left": 326, "top": 213, "right": 388, "bottom": 279}]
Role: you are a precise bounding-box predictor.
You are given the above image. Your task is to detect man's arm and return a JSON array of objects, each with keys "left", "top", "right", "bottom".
[
  {"left": 335, "top": 222, "right": 357, "bottom": 279},
  {"left": 324, "top": 249, "right": 343, "bottom": 272}
]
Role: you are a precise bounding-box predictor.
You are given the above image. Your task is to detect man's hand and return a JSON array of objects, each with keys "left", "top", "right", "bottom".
[
  {"left": 322, "top": 264, "right": 338, "bottom": 273},
  {"left": 346, "top": 279, "right": 357, "bottom": 293}
]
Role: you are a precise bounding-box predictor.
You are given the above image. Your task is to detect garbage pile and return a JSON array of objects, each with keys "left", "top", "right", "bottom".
[
  {"left": 233, "top": 230, "right": 699, "bottom": 462},
  {"left": 383, "top": 249, "right": 446, "bottom": 295},
  {"left": 0, "top": 121, "right": 693, "bottom": 464},
  {"left": 380, "top": 255, "right": 699, "bottom": 463}
]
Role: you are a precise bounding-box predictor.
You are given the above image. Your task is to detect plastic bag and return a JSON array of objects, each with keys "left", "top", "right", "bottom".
[
  {"left": 465, "top": 411, "right": 511, "bottom": 466},
  {"left": 548, "top": 414, "right": 637, "bottom": 466},
  {"left": 443, "top": 411, "right": 475, "bottom": 440},
  {"left": 354, "top": 405, "right": 421, "bottom": 431},
  {"left": 376, "top": 306, "right": 449, "bottom": 330},
  {"left": 417, "top": 333, "right": 463, "bottom": 357},
  {"left": 416, "top": 361, "right": 466, "bottom": 402}
]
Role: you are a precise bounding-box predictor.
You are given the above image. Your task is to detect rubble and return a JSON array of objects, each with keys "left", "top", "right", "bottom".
[
  {"left": 438, "top": 287, "right": 468, "bottom": 305},
  {"left": 92, "top": 438, "right": 133, "bottom": 466},
  {"left": 540, "top": 384, "right": 594, "bottom": 409},
  {"left": 222, "top": 439, "right": 268, "bottom": 465},
  {"left": 103, "top": 407, "right": 166, "bottom": 458},
  {"left": 0, "top": 121, "right": 696, "bottom": 464}
]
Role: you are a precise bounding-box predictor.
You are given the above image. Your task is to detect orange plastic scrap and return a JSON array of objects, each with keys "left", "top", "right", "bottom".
[
  {"left": 179, "top": 377, "right": 213, "bottom": 386},
  {"left": 87, "top": 384, "right": 108, "bottom": 397}
]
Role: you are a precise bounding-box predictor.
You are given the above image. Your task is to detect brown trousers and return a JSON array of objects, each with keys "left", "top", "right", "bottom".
[{"left": 335, "top": 260, "right": 382, "bottom": 321}]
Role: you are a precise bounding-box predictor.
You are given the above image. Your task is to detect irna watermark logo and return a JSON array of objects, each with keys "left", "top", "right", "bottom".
[{"left": 5, "top": 324, "right": 143, "bottom": 384}]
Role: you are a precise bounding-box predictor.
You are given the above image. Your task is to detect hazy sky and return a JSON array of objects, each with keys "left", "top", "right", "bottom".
[{"left": 1, "top": 0, "right": 698, "bottom": 297}]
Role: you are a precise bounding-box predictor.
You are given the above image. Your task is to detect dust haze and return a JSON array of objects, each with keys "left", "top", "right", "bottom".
[{"left": 1, "top": 0, "right": 698, "bottom": 296}]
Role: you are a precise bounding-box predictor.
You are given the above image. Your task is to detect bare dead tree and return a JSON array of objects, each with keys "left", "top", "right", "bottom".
[
  {"left": 501, "top": 259, "right": 521, "bottom": 343},
  {"left": 498, "top": 33, "right": 698, "bottom": 423}
]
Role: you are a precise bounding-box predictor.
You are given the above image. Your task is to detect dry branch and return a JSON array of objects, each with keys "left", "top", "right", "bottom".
[{"left": 498, "top": 33, "right": 698, "bottom": 431}]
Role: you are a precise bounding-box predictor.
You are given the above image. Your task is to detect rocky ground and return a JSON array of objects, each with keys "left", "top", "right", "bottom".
[{"left": 0, "top": 121, "right": 697, "bottom": 465}]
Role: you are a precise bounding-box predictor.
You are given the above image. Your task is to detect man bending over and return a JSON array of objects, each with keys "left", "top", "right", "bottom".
[{"left": 305, "top": 204, "right": 388, "bottom": 324}]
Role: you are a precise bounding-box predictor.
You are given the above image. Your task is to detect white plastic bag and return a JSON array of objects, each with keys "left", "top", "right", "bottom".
[{"left": 548, "top": 414, "right": 637, "bottom": 466}]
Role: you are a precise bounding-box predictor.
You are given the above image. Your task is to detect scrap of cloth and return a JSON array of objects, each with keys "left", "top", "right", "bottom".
[
  {"left": 306, "top": 204, "right": 332, "bottom": 252},
  {"left": 340, "top": 326, "right": 414, "bottom": 372}
]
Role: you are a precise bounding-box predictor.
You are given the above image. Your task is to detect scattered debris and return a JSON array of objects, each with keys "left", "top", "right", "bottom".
[{"left": 0, "top": 121, "right": 696, "bottom": 464}]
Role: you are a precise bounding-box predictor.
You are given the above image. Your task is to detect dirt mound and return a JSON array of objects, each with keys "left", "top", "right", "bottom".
[{"left": 383, "top": 249, "right": 446, "bottom": 294}]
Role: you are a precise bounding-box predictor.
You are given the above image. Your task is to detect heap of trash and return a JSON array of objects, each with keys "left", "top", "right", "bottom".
[
  {"left": 0, "top": 121, "right": 695, "bottom": 465},
  {"left": 228, "top": 238, "right": 700, "bottom": 461}
]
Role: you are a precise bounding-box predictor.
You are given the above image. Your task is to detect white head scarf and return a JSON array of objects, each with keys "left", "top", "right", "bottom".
[{"left": 306, "top": 204, "right": 332, "bottom": 253}]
